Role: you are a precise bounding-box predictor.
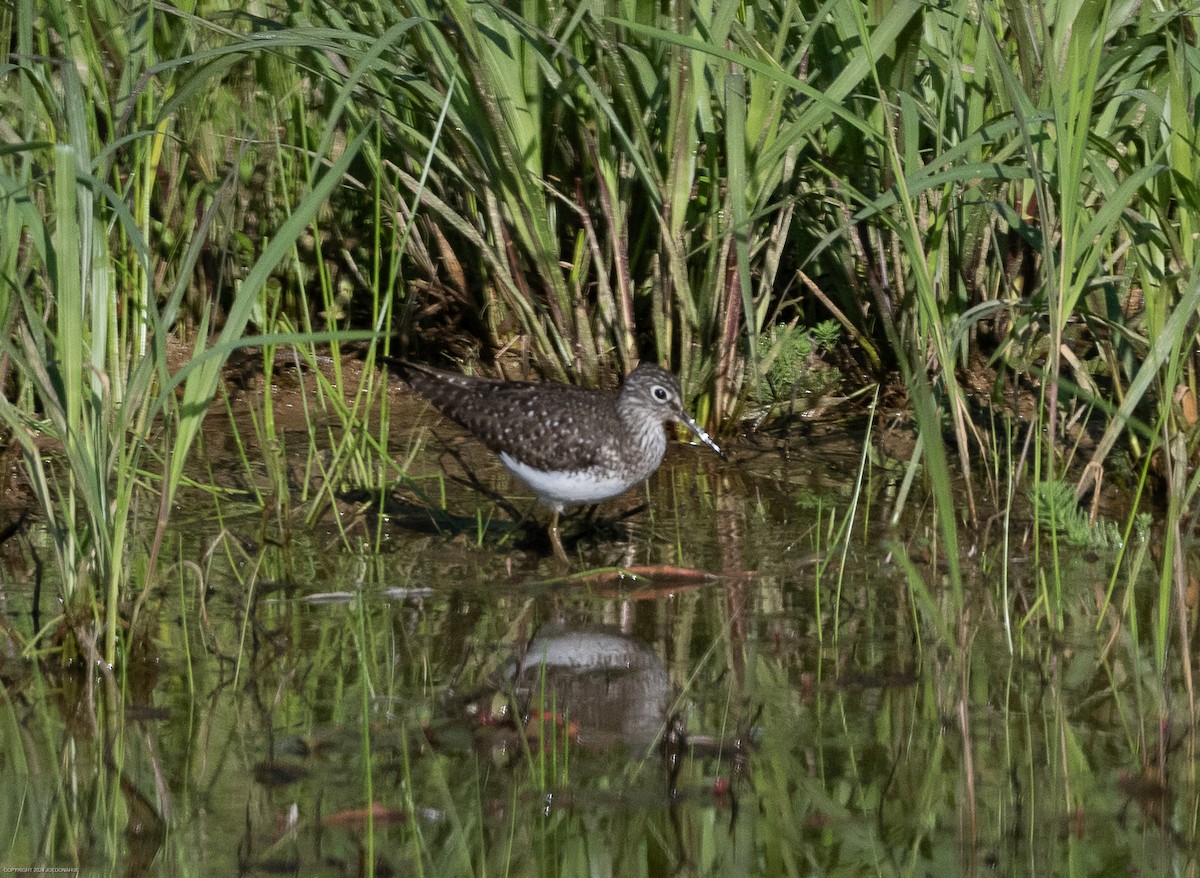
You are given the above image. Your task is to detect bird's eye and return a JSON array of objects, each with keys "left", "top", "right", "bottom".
[{"left": 653, "top": 385, "right": 669, "bottom": 401}]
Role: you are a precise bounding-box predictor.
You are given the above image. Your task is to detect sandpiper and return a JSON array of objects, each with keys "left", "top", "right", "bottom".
[{"left": 394, "top": 360, "right": 724, "bottom": 561}]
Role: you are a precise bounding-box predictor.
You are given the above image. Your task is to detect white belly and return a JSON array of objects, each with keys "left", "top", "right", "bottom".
[{"left": 499, "top": 453, "right": 638, "bottom": 511}]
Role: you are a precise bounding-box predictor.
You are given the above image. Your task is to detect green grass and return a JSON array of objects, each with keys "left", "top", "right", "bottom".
[
  {"left": 2, "top": 0, "right": 1200, "bottom": 871},
  {"left": 1, "top": 0, "right": 1196, "bottom": 628}
]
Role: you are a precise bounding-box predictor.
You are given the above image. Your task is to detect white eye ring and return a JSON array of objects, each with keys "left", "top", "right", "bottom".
[{"left": 653, "top": 385, "right": 669, "bottom": 401}]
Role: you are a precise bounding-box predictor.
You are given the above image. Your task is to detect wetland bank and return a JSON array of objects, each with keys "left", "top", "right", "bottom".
[
  {"left": 1, "top": 356, "right": 1189, "bottom": 876},
  {"left": 4, "top": 0, "right": 1200, "bottom": 875}
]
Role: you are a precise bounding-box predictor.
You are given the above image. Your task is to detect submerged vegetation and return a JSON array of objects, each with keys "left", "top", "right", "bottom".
[{"left": 1, "top": 0, "right": 1199, "bottom": 873}]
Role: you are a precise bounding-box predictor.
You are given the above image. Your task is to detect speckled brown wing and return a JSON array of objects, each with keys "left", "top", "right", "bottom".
[{"left": 394, "top": 361, "right": 622, "bottom": 473}]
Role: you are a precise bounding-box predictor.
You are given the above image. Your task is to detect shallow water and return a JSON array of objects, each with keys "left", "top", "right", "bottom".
[{"left": 0, "top": 420, "right": 1196, "bottom": 876}]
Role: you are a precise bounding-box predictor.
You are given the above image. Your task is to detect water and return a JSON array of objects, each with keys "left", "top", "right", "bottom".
[{"left": 0, "top": 425, "right": 1194, "bottom": 876}]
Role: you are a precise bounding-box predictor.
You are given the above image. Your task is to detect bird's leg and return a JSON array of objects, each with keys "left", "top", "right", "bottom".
[{"left": 548, "top": 510, "right": 569, "bottom": 563}]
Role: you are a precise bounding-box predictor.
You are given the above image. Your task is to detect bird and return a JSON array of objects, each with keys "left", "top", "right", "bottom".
[{"left": 390, "top": 359, "right": 725, "bottom": 561}]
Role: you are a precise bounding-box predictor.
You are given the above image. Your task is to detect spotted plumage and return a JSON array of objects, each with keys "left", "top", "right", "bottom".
[{"left": 392, "top": 360, "right": 724, "bottom": 560}]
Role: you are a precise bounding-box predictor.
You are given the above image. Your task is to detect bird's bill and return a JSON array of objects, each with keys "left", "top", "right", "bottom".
[{"left": 677, "top": 413, "right": 726, "bottom": 460}]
